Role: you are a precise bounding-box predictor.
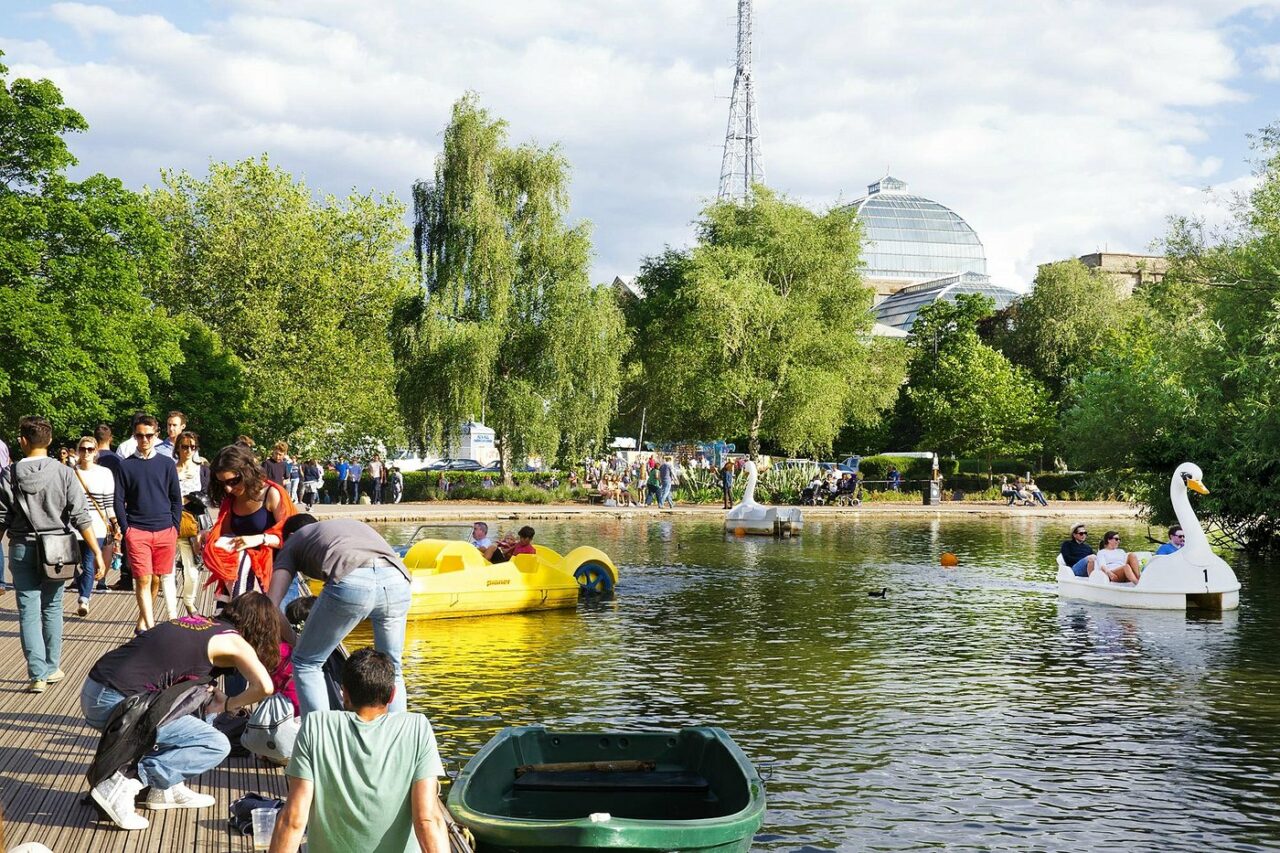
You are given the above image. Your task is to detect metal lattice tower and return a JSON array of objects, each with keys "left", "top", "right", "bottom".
[{"left": 717, "top": 0, "right": 765, "bottom": 202}]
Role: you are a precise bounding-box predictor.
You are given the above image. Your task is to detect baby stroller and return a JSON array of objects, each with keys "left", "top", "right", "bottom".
[{"left": 833, "top": 478, "right": 863, "bottom": 507}]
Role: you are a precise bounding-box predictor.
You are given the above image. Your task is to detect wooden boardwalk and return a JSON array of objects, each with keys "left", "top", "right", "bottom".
[{"left": 0, "top": 582, "right": 291, "bottom": 851}]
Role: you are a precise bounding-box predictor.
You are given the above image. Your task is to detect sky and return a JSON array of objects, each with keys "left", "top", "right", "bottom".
[{"left": 4, "top": 0, "right": 1280, "bottom": 289}]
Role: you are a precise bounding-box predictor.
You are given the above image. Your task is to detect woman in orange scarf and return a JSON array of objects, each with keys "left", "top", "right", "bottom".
[{"left": 201, "top": 444, "right": 294, "bottom": 611}]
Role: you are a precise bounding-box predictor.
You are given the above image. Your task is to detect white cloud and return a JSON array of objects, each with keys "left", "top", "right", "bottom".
[{"left": 6, "top": 0, "right": 1280, "bottom": 286}]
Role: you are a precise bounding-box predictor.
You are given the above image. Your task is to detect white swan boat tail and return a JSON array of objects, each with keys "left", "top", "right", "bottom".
[
  {"left": 1056, "top": 462, "right": 1240, "bottom": 611},
  {"left": 725, "top": 460, "right": 803, "bottom": 537}
]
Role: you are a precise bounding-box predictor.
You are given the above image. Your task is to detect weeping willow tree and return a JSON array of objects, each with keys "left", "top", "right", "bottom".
[{"left": 393, "top": 94, "right": 626, "bottom": 482}]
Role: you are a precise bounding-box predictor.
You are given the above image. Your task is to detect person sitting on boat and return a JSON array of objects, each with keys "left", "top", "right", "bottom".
[
  {"left": 1061, "top": 523, "right": 1094, "bottom": 576},
  {"left": 1084, "top": 531, "right": 1143, "bottom": 583},
  {"left": 466, "top": 521, "right": 492, "bottom": 550},
  {"left": 268, "top": 648, "right": 449, "bottom": 853},
  {"left": 1154, "top": 525, "right": 1185, "bottom": 556},
  {"left": 481, "top": 526, "right": 537, "bottom": 563}
]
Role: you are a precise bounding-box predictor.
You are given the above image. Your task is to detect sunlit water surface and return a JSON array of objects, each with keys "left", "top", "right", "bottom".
[{"left": 348, "top": 516, "right": 1280, "bottom": 851}]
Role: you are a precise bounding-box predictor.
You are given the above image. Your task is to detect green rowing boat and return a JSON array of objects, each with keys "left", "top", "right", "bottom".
[{"left": 446, "top": 726, "right": 766, "bottom": 852}]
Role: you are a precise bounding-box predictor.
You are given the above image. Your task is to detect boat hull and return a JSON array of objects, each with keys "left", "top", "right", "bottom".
[
  {"left": 1055, "top": 556, "right": 1240, "bottom": 612},
  {"left": 312, "top": 539, "right": 619, "bottom": 621},
  {"left": 448, "top": 726, "right": 765, "bottom": 853}
]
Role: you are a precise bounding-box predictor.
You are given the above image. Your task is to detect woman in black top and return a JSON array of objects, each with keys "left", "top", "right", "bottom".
[
  {"left": 81, "top": 592, "right": 282, "bottom": 831},
  {"left": 1060, "top": 523, "right": 1094, "bottom": 576}
]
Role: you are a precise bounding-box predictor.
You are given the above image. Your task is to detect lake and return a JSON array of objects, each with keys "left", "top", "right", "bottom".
[{"left": 361, "top": 516, "right": 1280, "bottom": 851}]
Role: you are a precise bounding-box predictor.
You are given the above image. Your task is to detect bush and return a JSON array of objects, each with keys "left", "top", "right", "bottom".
[{"left": 858, "top": 455, "right": 934, "bottom": 483}]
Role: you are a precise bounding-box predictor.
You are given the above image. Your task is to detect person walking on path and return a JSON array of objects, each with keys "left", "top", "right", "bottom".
[
  {"left": 333, "top": 458, "right": 349, "bottom": 504},
  {"left": 390, "top": 466, "right": 404, "bottom": 504},
  {"left": 267, "top": 515, "right": 411, "bottom": 718},
  {"left": 263, "top": 442, "right": 289, "bottom": 487},
  {"left": 0, "top": 434, "right": 9, "bottom": 592},
  {"left": 0, "top": 416, "right": 105, "bottom": 692},
  {"left": 94, "top": 423, "right": 130, "bottom": 593},
  {"left": 367, "top": 454, "right": 385, "bottom": 504},
  {"left": 81, "top": 593, "right": 280, "bottom": 830},
  {"left": 720, "top": 458, "right": 735, "bottom": 509},
  {"left": 202, "top": 444, "right": 294, "bottom": 611},
  {"left": 113, "top": 415, "right": 183, "bottom": 633},
  {"left": 173, "top": 433, "right": 209, "bottom": 616},
  {"left": 155, "top": 410, "right": 186, "bottom": 459},
  {"left": 72, "top": 436, "right": 118, "bottom": 617},
  {"left": 268, "top": 648, "right": 448, "bottom": 853},
  {"left": 658, "top": 456, "right": 676, "bottom": 508},
  {"left": 347, "top": 459, "right": 363, "bottom": 504}
]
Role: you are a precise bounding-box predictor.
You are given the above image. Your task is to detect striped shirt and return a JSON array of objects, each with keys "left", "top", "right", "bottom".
[{"left": 74, "top": 464, "right": 117, "bottom": 539}]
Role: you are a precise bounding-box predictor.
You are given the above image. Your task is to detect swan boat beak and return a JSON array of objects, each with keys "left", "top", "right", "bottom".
[{"left": 1187, "top": 478, "right": 1210, "bottom": 495}]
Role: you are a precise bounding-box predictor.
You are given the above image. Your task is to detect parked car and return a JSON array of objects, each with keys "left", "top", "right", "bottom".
[
  {"left": 819, "top": 461, "right": 858, "bottom": 475},
  {"left": 425, "top": 457, "right": 484, "bottom": 471}
]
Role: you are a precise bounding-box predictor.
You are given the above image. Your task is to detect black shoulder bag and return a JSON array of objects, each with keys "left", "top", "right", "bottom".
[{"left": 10, "top": 465, "right": 82, "bottom": 582}]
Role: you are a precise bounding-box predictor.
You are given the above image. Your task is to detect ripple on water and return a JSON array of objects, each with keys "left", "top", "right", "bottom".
[{"left": 354, "top": 517, "right": 1280, "bottom": 851}]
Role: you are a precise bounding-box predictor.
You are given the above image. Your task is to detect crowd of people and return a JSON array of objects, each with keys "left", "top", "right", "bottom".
[{"left": 0, "top": 414, "right": 449, "bottom": 851}]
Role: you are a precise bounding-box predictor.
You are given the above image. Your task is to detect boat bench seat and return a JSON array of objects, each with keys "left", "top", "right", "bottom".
[{"left": 512, "top": 770, "right": 711, "bottom": 794}]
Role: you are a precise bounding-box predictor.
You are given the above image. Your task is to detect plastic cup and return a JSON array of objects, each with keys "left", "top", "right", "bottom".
[{"left": 251, "top": 807, "right": 277, "bottom": 850}]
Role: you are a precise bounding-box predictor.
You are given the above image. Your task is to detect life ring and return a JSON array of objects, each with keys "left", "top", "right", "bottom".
[{"left": 574, "top": 561, "right": 615, "bottom": 594}]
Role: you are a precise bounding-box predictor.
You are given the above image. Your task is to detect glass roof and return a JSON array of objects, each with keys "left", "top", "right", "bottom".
[
  {"left": 847, "top": 176, "right": 988, "bottom": 281},
  {"left": 872, "top": 272, "right": 1017, "bottom": 333}
]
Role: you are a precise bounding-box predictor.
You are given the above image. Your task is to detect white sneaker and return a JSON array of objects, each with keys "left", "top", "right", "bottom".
[
  {"left": 91, "top": 771, "right": 149, "bottom": 830},
  {"left": 77, "top": 598, "right": 89, "bottom": 617},
  {"left": 143, "top": 782, "right": 216, "bottom": 810}
]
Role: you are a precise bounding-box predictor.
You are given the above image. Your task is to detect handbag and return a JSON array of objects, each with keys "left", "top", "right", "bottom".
[
  {"left": 241, "top": 692, "right": 300, "bottom": 765},
  {"left": 74, "top": 465, "right": 119, "bottom": 546},
  {"left": 11, "top": 465, "right": 82, "bottom": 582}
]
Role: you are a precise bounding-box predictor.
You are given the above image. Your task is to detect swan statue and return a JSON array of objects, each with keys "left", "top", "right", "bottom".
[
  {"left": 725, "top": 460, "right": 804, "bottom": 537},
  {"left": 1056, "top": 462, "right": 1240, "bottom": 610}
]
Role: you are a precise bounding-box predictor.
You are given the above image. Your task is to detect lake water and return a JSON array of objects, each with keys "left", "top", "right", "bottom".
[{"left": 363, "top": 516, "right": 1280, "bottom": 851}]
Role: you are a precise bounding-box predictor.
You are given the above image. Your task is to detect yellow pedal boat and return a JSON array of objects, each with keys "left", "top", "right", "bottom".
[{"left": 394, "top": 538, "right": 619, "bottom": 620}]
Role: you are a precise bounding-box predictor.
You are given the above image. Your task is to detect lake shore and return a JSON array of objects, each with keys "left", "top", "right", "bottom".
[{"left": 311, "top": 499, "right": 1139, "bottom": 524}]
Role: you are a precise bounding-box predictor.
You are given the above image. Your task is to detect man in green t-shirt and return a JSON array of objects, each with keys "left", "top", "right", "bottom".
[{"left": 269, "top": 649, "right": 448, "bottom": 853}]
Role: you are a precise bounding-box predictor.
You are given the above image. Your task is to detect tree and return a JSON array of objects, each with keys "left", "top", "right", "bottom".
[
  {"left": 150, "top": 317, "right": 250, "bottom": 451},
  {"left": 145, "top": 156, "right": 411, "bottom": 453},
  {"left": 987, "top": 259, "right": 1124, "bottom": 401},
  {"left": 0, "top": 54, "right": 182, "bottom": 438},
  {"left": 627, "top": 188, "right": 906, "bottom": 457},
  {"left": 906, "top": 294, "right": 1052, "bottom": 479},
  {"left": 392, "top": 94, "right": 626, "bottom": 482}
]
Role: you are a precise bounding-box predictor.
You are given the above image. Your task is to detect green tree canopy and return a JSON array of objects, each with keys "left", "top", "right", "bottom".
[
  {"left": 988, "top": 259, "right": 1124, "bottom": 401},
  {"left": 906, "top": 294, "right": 1052, "bottom": 476},
  {"left": 145, "top": 156, "right": 411, "bottom": 454},
  {"left": 626, "top": 188, "right": 906, "bottom": 457},
  {"left": 392, "top": 94, "right": 626, "bottom": 480},
  {"left": 0, "top": 54, "right": 183, "bottom": 439}
]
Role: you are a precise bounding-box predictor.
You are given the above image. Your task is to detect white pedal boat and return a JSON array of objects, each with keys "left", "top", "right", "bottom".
[{"left": 1056, "top": 462, "right": 1240, "bottom": 611}]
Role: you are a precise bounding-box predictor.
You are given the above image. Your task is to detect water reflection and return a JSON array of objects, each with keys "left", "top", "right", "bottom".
[{"left": 348, "top": 517, "right": 1280, "bottom": 851}]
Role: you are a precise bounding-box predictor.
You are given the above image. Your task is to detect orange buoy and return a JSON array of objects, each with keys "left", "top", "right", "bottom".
[
  {"left": 734, "top": 527, "right": 747, "bottom": 537},
  {"left": 940, "top": 552, "right": 959, "bottom": 568}
]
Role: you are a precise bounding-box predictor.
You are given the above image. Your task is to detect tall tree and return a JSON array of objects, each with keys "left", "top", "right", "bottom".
[
  {"left": 988, "top": 259, "right": 1124, "bottom": 401},
  {"left": 627, "top": 189, "right": 906, "bottom": 457},
  {"left": 393, "top": 94, "right": 626, "bottom": 481},
  {"left": 906, "top": 294, "right": 1052, "bottom": 479},
  {"left": 0, "top": 54, "right": 182, "bottom": 438},
  {"left": 146, "top": 156, "right": 411, "bottom": 453}
]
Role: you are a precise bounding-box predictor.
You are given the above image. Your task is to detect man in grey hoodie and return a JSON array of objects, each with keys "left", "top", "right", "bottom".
[{"left": 0, "top": 416, "right": 105, "bottom": 693}]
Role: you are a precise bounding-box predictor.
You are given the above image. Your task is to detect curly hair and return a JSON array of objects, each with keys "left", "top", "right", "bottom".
[
  {"left": 209, "top": 444, "right": 267, "bottom": 503},
  {"left": 218, "top": 592, "right": 283, "bottom": 673}
]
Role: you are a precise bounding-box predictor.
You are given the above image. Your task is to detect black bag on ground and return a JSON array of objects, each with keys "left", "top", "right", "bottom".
[{"left": 229, "top": 792, "right": 284, "bottom": 835}]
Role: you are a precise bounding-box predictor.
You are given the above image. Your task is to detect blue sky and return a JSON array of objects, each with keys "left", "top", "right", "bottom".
[{"left": 4, "top": 0, "right": 1280, "bottom": 287}]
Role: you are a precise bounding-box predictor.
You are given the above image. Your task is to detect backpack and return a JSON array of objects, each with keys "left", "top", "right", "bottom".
[{"left": 240, "top": 692, "right": 299, "bottom": 766}]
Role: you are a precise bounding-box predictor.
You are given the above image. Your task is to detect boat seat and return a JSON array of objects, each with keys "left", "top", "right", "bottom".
[{"left": 512, "top": 770, "right": 711, "bottom": 794}]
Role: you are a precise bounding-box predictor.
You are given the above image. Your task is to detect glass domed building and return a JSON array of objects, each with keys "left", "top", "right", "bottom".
[{"left": 846, "top": 176, "right": 1016, "bottom": 333}]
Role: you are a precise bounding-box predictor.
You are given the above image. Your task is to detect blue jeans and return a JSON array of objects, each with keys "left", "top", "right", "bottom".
[
  {"left": 292, "top": 565, "right": 410, "bottom": 717},
  {"left": 9, "top": 539, "right": 64, "bottom": 680},
  {"left": 81, "top": 678, "right": 229, "bottom": 791},
  {"left": 1072, "top": 557, "right": 1091, "bottom": 577},
  {"left": 76, "top": 536, "right": 107, "bottom": 602},
  {"left": 0, "top": 540, "right": 7, "bottom": 588},
  {"left": 659, "top": 483, "right": 673, "bottom": 507}
]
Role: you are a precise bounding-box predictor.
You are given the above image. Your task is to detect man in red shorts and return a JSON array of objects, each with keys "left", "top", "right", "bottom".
[{"left": 112, "top": 415, "right": 181, "bottom": 633}]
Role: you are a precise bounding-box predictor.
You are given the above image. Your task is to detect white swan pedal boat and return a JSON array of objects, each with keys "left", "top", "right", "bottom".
[
  {"left": 725, "top": 459, "right": 803, "bottom": 536},
  {"left": 1056, "top": 462, "right": 1240, "bottom": 611}
]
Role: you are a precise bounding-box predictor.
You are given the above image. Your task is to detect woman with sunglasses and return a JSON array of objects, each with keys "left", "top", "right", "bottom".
[
  {"left": 1085, "top": 530, "right": 1143, "bottom": 584},
  {"left": 71, "top": 437, "right": 118, "bottom": 617},
  {"left": 201, "top": 444, "right": 294, "bottom": 612},
  {"left": 1061, "top": 524, "right": 1094, "bottom": 576},
  {"left": 173, "top": 433, "right": 210, "bottom": 617}
]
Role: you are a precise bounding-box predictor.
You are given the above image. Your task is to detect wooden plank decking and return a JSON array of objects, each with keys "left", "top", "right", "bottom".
[{"left": 0, "top": 582, "right": 290, "bottom": 852}]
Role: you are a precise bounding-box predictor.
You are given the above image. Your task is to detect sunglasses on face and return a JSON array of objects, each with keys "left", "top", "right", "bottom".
[
  {"left": 218, "top": 474, "right": 243, "bottom": 487},
  {"left": 1172, "top": 533, "right": 1185, "bottom": 538},
  {"left": 1074, "top": 530, "right": 1087, "bottom": 536},
  {"left": 77, "top": 446, "right": 96, "bottom": 453},
  {"left": 134, "top": 431, "right": 156, "bottom": 440},
  {"left": 179, "top": 444, "right": 197, "bottom": 451}
]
